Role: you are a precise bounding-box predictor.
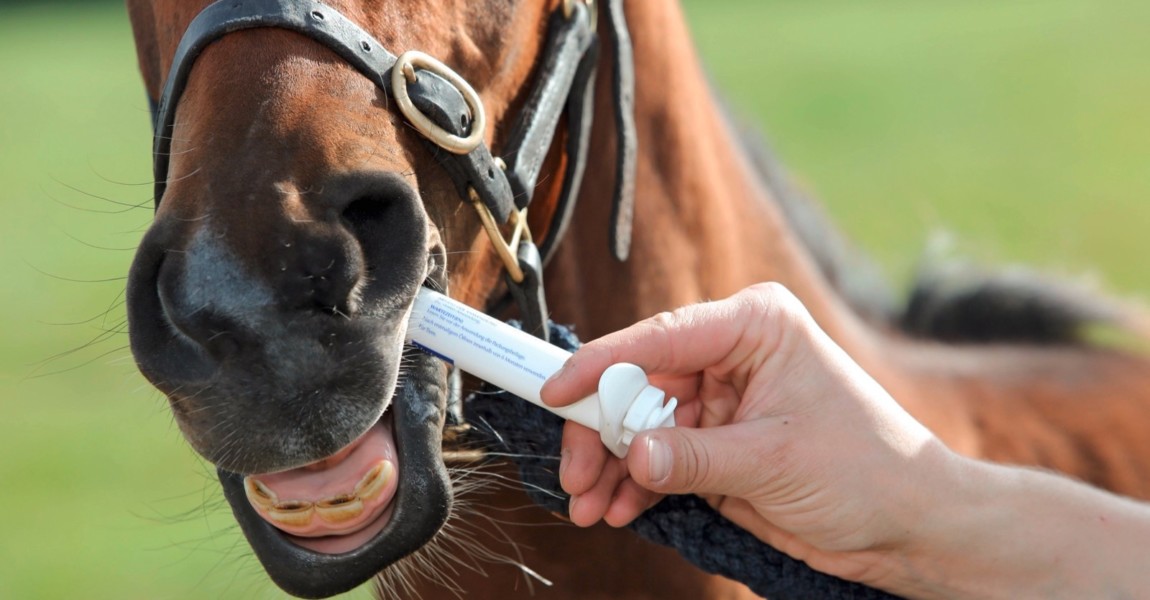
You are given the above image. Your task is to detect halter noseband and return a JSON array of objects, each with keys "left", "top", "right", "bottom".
[{"left": 149, "top": 0, "right": 638, "bottom": 341}]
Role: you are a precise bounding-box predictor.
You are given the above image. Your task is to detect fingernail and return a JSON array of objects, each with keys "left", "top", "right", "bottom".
[
  {"left": 546, "top": 361, "right": 570, "bottom": 386},
  {"left": 560, "top": 447, "right": 571, "bottom": 481},
  {"left": 646, "top": 435, "right": 672, "bottom": 485},
  {"left": 541, "top": 364, "right": 569, "bottom": 406},
  {"left": 568, "top": 494, "right": 579, "bottom": 518}
]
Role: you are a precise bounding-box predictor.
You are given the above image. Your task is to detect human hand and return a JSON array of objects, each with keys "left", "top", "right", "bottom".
[{"left": 541, "top": 282, "right": 957, "bottom": 584}]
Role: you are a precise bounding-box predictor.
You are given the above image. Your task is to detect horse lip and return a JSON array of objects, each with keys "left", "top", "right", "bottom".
[{"left": 218, "top": 351, "right": 451, "bottom": 599}]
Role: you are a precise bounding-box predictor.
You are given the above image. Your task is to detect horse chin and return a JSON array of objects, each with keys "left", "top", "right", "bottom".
[{"left": 217, "top": 350, "right": 452, "bottom": 599}]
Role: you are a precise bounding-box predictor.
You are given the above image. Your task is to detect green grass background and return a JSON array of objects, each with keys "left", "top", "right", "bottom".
[{"left": 0, "top": 1, "right": 1146, "bottom": 598}]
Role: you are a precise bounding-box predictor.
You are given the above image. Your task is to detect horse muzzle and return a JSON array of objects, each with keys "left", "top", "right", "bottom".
[{"left": 125, "top": 171, "right": 454, "bottom": 597}]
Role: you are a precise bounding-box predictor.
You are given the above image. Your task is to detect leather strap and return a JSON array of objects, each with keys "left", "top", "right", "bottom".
[
  {"left": 539, "top": 22, "right": 600, "bottom": 265},
  {"left": 502, "top": 9, "right": 596, "bottom": 211},
  {"left": 605, "top": 0, "right": 638, "bottom": 262},
  {"left": 406, "top": 70, "right": 515, "bottom": 222},
  {"left": 505, "top": 241, "right": 551, "bottom": 341}
]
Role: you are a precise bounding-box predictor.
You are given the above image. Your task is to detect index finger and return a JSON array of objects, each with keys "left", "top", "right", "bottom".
[{"left": 541, "top": 283, "right": 793, "bottom": 407}]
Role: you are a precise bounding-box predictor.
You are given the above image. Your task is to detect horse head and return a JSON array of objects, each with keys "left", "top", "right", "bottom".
[{"left": 125, "top": 0, "right": 599, "bottom": 595}]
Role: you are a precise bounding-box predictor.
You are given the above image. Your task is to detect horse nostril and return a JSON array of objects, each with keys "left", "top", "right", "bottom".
[
  {"left": 315, "top": 172, "right": 428, "bottom": 315},
  {"left": 342, "top": 196, "right": 393, "bottom": 232},
  {"left": 339, "top": 194, "right": 399, "bottom": 278},
  {"left": 290, "top": 228, "right": 365, "bottom": 316}
]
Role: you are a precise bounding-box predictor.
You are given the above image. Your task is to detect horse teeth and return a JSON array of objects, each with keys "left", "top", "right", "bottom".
[
  {"left": 315, "top": 495, "right": 365, "bottom": 524},
  {"left": 272, "top": 499, "right": 313, "bottom": 511},
  {"left": 353, "top": 460, "right": 393, "bottom": 502},
  {"left": 243, "top": 461, "right": 393, "bottom": 529},
  {"left": 265, "top": 501, "right": 315, "bottom": 527},
  {"left": 244, "top": 477, "right": 279, "bottom": 508}
]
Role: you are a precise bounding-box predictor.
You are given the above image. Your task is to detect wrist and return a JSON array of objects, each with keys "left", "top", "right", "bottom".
[
  {"left": 878, "top": 454, "right": 1020, "bottom": 599},
  {"left": 876, "top": 453, "right": 1150, "bottom": 599},
  {"left": 860, "top": 441, "right": 982, "bottom": 597}
]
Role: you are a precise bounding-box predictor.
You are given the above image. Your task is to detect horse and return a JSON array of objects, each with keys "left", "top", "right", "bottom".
[{"left": 123, "top": 0, "right": 1150, "bottom": 598}]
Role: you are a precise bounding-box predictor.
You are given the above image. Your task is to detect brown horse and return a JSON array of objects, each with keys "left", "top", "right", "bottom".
[{"left": 124, "top": 0, "right": 1150, "bottom": 598}]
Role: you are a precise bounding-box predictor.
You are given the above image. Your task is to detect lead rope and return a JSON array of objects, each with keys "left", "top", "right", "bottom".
[{"left": 465, "top": 322, "right": 903, "bottom": 600}]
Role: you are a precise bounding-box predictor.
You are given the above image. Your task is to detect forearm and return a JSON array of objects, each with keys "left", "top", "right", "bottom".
[{"left": 882, "top": 455, "right": 1150, "bottom": 599}]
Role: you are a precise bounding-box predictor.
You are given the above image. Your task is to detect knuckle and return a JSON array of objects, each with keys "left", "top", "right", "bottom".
[
  {"left": 676, "top": 433, "right": 712, "bottom": 491},
  {"left": 748, "top": 281, "right": 801, "bottom": 317},
  {"left": 747, "top": 280, "right": 792, "bottom": 300},
  {"left": 636, "top": 309, "right": 682, "bottom": 368},
  {"left": 744, "top": 281, "right": 814, "bottom": 342},
  {"left": 647, "top": 309, "right": 681, "bottom": 335}
]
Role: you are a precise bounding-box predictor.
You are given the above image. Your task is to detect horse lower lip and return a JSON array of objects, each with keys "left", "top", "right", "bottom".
[
  {"left": 216, "top": 349, "right": 451, "bottom": 598},
  {"left": 286, "top": 503, "right": 397, "bottom": 554}
]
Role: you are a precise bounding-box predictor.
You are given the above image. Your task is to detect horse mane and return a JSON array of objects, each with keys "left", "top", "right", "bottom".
[{"left": 730, "top": 110, "right": 1123, "bottom": 347}]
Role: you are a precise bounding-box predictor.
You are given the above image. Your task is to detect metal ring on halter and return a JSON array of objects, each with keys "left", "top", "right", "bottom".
[
  {"left": 392, "top": 50, "right": 487, "bottom": 155},
  {"left": 562, "top": 0, "right": 596, "bottom": 24},
  {"left": 468, "top": 186, "right": 529, "bottom": 283}
]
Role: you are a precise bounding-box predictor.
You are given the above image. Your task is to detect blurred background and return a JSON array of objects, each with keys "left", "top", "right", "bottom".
[{"left": 1, "top": 0, "right": 1146, "bottom": 598}]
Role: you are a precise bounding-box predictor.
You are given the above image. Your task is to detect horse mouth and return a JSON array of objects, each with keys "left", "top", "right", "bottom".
[
  {"left": 217, "top": 343, "right": 453, "bottom": 599},
  {"left": 242, "top": 417, "right": 400, "bottom": 554},
  {"left": 125, "top": 185, "right": 455, "bottom": 595}
]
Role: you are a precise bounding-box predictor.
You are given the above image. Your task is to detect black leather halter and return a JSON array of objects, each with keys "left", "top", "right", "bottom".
[{"left": 150, "top": 0, "right": 638, "bottom": 341}]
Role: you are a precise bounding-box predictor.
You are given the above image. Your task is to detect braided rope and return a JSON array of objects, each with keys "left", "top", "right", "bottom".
[{"left": 464, "top": 322, "right": 901, "bottom": 600}]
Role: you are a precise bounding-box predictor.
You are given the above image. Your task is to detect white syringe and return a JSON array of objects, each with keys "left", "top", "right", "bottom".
[{"left": 405, "top": 288, "right": 676, "bottom": 457}]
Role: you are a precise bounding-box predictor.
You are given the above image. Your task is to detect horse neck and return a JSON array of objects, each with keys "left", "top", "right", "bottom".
[
  {"left": 546, "top": 1, "right": 875, "bottom": 355},
  {"left": 888, "top": 337, "right": 1150, "bottom": 497}
]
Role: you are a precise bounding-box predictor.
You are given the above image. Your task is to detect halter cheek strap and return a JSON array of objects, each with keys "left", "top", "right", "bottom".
[{"left": 149, "top": 0, "right": 639, "bottom": 342}]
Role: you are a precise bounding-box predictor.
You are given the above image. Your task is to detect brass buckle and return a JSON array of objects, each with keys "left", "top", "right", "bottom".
[
  {"left": 391, "top": 50, "right": 487, "bottom": 155},
  {"left": 468, "top": 186, "right": 530, "bottom": 284},
  {"left": 562, "top": 0, "right": 596, "bottom": 24}
]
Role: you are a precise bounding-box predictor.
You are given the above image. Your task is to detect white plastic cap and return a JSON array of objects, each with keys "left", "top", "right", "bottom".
[{"left": 597, "top": 363, "right": 678, "bottom": 458}]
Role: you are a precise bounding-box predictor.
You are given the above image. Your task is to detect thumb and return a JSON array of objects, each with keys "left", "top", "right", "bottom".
[{"left": 629, "top": 423, "right": 769, "bottom": 498}]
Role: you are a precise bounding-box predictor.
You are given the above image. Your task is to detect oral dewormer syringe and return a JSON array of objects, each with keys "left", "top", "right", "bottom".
[{"left": 405, "top": 288, "right": 676, "bottom": 457}]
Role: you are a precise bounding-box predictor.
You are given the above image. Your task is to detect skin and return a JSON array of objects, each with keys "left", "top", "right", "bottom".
[{"left": 542, "top": 283, "right": 1150, "bottom": 599}]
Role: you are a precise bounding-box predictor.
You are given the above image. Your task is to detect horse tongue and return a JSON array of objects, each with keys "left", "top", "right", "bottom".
[{"left": 243, "top": 420, "right": 400, "bottom": 553}]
